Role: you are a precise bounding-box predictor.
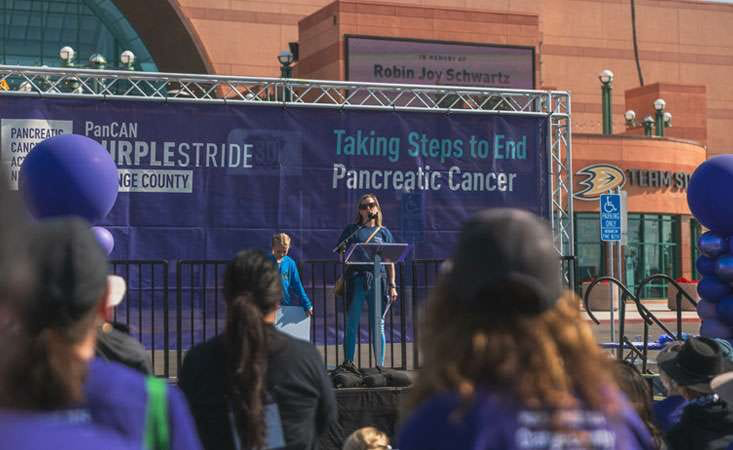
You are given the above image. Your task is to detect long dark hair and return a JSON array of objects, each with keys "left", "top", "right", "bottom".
[
  {"left": 614, "top": 362, "right": 664, "bottom": 448},
  {"left": 0, "top": 214, "right": 97, "bottom": 410},
  {"left": 0, "top": 311, "right": 97, "bottom": 409},
  {"left": 223, "top": 250, "right": 281, "bottom": 449}
]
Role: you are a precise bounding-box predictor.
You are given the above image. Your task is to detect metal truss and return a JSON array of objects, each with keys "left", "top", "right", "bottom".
[{"left": 0, "top": 64, "right": 574, "bottom": 276}]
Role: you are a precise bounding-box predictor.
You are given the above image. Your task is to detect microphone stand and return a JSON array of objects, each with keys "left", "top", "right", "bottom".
[
  {"left": 332, "top": 223, "right": 366, "bottom": 257},
  {"left": 332, "top": 214, "right": 377, "bottom": 258}
]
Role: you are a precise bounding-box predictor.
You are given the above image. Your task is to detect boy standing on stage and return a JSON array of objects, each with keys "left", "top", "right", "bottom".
[{"left": 271, "top": 233, "right": 313, "bottom": 316}]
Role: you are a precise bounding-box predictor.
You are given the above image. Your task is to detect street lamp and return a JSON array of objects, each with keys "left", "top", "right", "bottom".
[
  {"left": 88, "top": 53, "right": 107, "bottom": 70},
  {"left": 643, "top": 115, "right": 654, "bottom": 137},
  {"left": 278, "top": 50, "right": 294, "bottom": 78},
  {"left": 654, "top": 98, "right": 666, "bottom": 137},
  {"left": 278, "top": 50, "right": 294, "bottom": 102},
  {"left": 59, "top": 46, "right": 75, "bottom": 67},
  {"left": 664, "top": 111, "right": 672, "bottom": 128},
  {"left": 624, "top": 110, "right": 637, "bottom": 127},
  {"left": 599, "top": 69, "right": 614, "bottom": 135},
  {"left": 119, "top": 50, "right": 135, "bottom": 71}
]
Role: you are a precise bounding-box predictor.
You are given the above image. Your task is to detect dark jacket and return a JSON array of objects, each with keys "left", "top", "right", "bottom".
[
  {"left": 95, "top": 322, "right": 152, "bottom": 375},
  {"left": 179, "top": 327, "right": 337, "bottom": 450},
  {"left": 666, "top": 397, "right": 733, "bottom": 450}
]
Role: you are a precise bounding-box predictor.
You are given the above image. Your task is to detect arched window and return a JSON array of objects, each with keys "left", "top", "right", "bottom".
[{"left": 0, "top": 0, "right": 157, "bottom": 71}]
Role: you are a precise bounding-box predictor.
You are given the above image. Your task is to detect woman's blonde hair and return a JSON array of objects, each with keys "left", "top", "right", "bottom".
[
  {"left": 406, "top": 285, "right": 618, "bottom": 418},
  {"left": 342, "top": 426, "right": 390, "bottom": 450},
  {"left": 353, "top": 194, "right": 383, "bottom": 227}
]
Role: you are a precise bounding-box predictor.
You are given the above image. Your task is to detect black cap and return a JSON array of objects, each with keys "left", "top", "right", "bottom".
[
  {"left": 444, "top": 209, "right": 564, "bottom": 315},
  {"left": 27, "top": 217, "right": 109, "bottom": 331},
  {"left": 658, "top": 337, "right": 733, "bottom": 392}
]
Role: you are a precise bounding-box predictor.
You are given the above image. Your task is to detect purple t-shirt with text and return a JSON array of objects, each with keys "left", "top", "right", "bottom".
[{"left": 398, "top": 390, "right": 655, "bottom": 450}]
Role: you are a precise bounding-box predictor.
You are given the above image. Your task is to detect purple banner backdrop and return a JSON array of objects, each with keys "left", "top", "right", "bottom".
[
  {"left": 347, "top": 36, "right": 535, "bottom": 89},
  {"left": 1, "top": 96, "right": 549, "bottom": 263},
  {"left": 2, "top": 97, "right": 548, "bottom": 352}
]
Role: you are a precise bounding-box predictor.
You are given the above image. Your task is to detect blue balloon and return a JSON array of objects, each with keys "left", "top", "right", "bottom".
[
  {"left": 699, "top": 231, "right": 728, "bottom": 258},
  {"left": 718, "top": 298, "right": 733, "bottom": 325},
  {"left": 19, "top": 134, "right": 118, "bottom": 223},
  {"left": 688, "top": 155, "right": 733, "bottom": 233},
  {"left": 698, "top": 276, "right": 732, "bottom": 300},
  {"left": 697, "top": 255, "right": 717, "bottom": 276},
  {"left": 698, "top": 298, "right": 719, "bottom": 320},
  {"left": 700, "top": 319, "right": 733, "bottom": 339},
  {"left": 717, "top": 255, "right": 733, "bottom": 282},
  {"left": 657, "top": 334, "right": 675, "bottom": 345},
  {"left": 91, "top": 226, "right": 114, "bottom": 256}
]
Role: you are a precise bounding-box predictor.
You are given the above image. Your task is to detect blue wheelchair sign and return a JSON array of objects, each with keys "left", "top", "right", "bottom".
[{"left": 600, "top": 194, "right": 622, "bottom": 242}]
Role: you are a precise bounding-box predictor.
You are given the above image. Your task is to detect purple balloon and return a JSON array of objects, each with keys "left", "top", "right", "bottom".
[
  {"left": 91, "top": 226, "right": 114, "bottom": 256},
  {"left": 698, "top": 298, "right": 718, "bottom": 320},
  {"left": 19, "top": 134, "right": 118, "bottom": 223},
  {"left": 698, "top": 276, "right": 732, "bottom": 300},
  {"left": 697, "top": 255, "right": 717, "bottom": 277},
  {"left": 699, "top": 231, "right": 728, "bottom": 258},
  {"left": 688, "top": 155, "right": 733, "bottom": 233},
  {"left": 700, "top": 318, "right": 733, "bottom": 339}
]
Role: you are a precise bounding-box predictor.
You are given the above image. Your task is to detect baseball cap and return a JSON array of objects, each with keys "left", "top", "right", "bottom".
[
  {"left": 442, "top": 208, "right": 564, "bottom": 315},
  {"left": 106, "top": 274, "right": 127, "bottom": 309},
  {"left": 28, "top": 217, "right": 109, "bottom": 331}
]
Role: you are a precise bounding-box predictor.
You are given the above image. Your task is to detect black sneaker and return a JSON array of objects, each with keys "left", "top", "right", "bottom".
[{"left": 339, "top": 360, "right": 360, "bottom": 376}]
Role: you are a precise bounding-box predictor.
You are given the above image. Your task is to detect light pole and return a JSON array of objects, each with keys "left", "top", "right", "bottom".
[
  {"left": 624, "top": 110, "right": 637, "bottom": 128},
  {"left": 278, "top": 50, "right": 294, "bottom": 102},
  {"left": 88, "top": 53, "right": 107, "bottom": 94},
  {"left": 118, "top": 50, "right": 136, "bottom": 95},
  {"left": 643, "top": 115, "right": 654, "bottom": 137},
  {"left": 599, "top": 69, "right": 614, "bottom": 135},
  {"left": 654, "top": 98, "right": 666, "bottom": 137},
  {"left": 119, "top": 50, "right": 135, "bottom": 71},
  {"left": 59, "top": 46, "right": 75, "bottom": 68},
  {"left": 59, "top": 46, "right": 81, "bottom": 92}
]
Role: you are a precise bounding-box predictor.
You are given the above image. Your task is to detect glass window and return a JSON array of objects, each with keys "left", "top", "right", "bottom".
[
  {"left": 575, "top": 213, "right": 604, "bottom": 284},
  {"left": 626, "top": 214, "right": 680, "bottom": 299},
  {"left": 574, "top": 212, "right": 681, "bottom": 299},
  {"left": 0, "top": 0, "right": 157, "bottom": 73}
]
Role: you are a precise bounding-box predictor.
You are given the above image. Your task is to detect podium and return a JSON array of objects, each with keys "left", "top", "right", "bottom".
[{"left": 343, "top": 243, "right": 410, "bottom": 367}]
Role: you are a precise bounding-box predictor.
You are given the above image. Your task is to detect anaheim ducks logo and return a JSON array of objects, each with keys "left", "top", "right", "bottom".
[{"left": 574, "top": 164, "right": 626, "bottom": 200}]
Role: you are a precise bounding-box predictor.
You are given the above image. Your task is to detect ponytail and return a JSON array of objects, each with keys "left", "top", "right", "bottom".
[
  {"left": 227, "top": 294, "right": 268, "bottom": 449},
  {"left": 223, "top": 250, "right": 281, "bottom": 450}
]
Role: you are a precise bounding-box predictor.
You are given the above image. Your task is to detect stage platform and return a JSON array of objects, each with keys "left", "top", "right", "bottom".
[{"left": 320, "top": 386, "right": 409, "bottom": 450}]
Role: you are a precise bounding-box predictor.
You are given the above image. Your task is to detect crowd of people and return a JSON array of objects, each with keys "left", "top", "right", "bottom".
[{"left": 4, "top": 177, "right": 733, "bottom": 450}]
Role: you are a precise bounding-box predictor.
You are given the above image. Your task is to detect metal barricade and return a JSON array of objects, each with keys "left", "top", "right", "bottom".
[
  {"left": 110, "top": 256, "right": 579, "bottom": 377},
  {"left": 175, "top": 260, "right": 229, "bottom": 374},
  {"left": 108, "top": 260, "right": 170, "bottom": 378}
]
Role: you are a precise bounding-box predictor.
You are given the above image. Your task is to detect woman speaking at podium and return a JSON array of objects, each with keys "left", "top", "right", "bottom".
[{"left": 335, "top": 194, "right": 398, "bottom": 369}]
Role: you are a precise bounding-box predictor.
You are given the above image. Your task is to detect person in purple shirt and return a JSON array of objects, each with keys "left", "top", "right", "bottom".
[
  {"left": 0, "top": 185, "right": 138, "bottom": 449},
  {"left": 1, "top": 217, "right": 201, "bottom": 450},
  {"left": 398, "top": 209, "right": 655, "bottom": 450}
]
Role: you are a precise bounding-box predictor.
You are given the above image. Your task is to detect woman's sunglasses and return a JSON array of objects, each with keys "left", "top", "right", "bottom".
[{"left": 359, "top": 202, "right": 377, "bottom": 210}]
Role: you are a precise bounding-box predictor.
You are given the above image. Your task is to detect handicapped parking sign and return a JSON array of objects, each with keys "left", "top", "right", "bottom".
[{"left": 600, "top": 194, "right": 622, "bottom": 242}]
